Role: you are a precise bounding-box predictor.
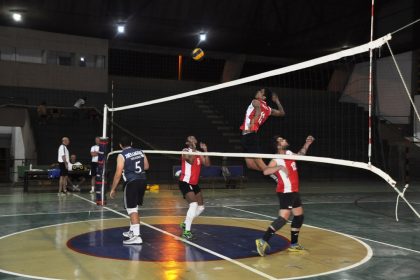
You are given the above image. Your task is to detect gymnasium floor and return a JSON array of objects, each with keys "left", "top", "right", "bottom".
[{"left": 0, "top": 180, "right": 419, "bottom": 280}]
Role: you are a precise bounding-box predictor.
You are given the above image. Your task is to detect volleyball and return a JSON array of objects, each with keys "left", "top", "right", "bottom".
[{"left": 191, "top": 48, "right": 204, "bottom": 61}]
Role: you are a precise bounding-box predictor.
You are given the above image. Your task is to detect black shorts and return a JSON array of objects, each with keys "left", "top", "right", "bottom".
[
  {"left": 179, "top": 181, "right": 201, "bottom": 198},
  {"left": 90, "top": 162, "right": 98, "bottom": 176},
  {"left": 277, "top": 192, "right": 302, "bottom": 209},
  {"left": 241, "top": 132, "right": 260, "bottom": 153},
  {"left": 69, "top": 174, "right": 82, "bottom": 180},
  {"left": 123, "top": 179, "right": 147, "bottom": 208},
  {"left": 59, "top": 162, "right": 68, "bottom": 176}
]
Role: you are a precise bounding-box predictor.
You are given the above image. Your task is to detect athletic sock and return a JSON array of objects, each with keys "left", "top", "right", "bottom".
[
  {"left": 185, "top": 202, "right": 198, "bottom": 231},
  {"left": 291, "top": 230, "right": 299, "bottom": 244},
  {"left": 263, "top": 227, "right": 275, "bottom": 242},
  {"left": 195, "top": 205, "right": 205, "bottom": 217},
  {"left": 132, "top": 224, "right": 140, "bottom": 236}
]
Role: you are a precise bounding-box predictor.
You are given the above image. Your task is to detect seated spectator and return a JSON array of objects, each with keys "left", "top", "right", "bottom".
[
  {"left": 67, "top": 154, "right": 86, "bottom": 191},
  {"left": 50, "top": 107, "right": 63, "bottom": 118},
  {"left": 87, "top": 108, "right": 99, "bottom": 121},
  {"left": 37, "top": 101, "right": 49, "bottom": 124}
]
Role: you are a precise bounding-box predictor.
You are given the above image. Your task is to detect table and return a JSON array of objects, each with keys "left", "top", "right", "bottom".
[{"left": 23, "top": 170, "right": 90, "bottom": 192}]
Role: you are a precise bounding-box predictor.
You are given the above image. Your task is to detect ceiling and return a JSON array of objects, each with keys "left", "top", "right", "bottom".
[{"left": 0, "top": 0, "right": 418, "bottom": 59}]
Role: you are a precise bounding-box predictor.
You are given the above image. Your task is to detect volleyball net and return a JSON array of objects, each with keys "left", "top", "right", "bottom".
[{"left": 98, "top": 33, "right": 420, "bottom": 220}]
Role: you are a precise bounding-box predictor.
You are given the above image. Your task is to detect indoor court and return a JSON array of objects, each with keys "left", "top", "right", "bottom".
[
  {"left": 1, "top": 182, "right": 419, "bottom": 279},
  {"left": 1, "top": 0, "right": 420, "bottom": 279}
]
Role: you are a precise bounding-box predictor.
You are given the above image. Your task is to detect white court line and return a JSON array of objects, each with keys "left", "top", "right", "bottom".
[
  {"left": 0, "top": 210, "right": 108, "bottom": 217},
  {"left": 73, "top": 194, "right": 278, "bottom": 280},
  {"left": 225, "top": 206, "right": 420, "bottom": 255}
]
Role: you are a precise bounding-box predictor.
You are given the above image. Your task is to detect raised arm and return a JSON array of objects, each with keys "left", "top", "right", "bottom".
[
  {"left": 249, "top": 99, "right": 262, "bottom": 130},
  {"left": 199, "top": 142, "right": 210, "bottom": 166},
  {"left": 182, "top": 148, "right": 195, "bottom": 164},
  {"left": 298, "top": 135, "right": 315, "bottom": 155},
  {"left": 270, "top": 93, "right": 285, "bottom": 117},
  {"left": 263, "top": 159, "right": 288, "bottom": 175}
]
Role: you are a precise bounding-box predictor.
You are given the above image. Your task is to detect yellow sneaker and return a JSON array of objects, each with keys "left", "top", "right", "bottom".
[
  {"left": 255, "top": 239, "right": 270, "bottom": 256},
  {"left": 288, "top": 243, "right": 305, "bottom": 252}
]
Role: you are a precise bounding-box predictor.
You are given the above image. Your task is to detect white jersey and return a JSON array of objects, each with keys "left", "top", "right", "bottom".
[
  {"left": 90, "top": 145, "right": 100, "bottom": 162},
  {"left": 74, "top": 98, "right": 85, "bottom": 108},
  {"left": 58, "top": 144, "right": 69, "bottom": 163}
]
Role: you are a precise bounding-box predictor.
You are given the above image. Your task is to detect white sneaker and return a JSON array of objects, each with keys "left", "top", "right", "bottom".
[
  {"left": 123, "top": 235, "right": 143, "bottom": 245},
  {"left": 123, "top": 230, "right": 132, "bottom": 238},
  {"left": 89, "top": 187, "right": 95, "bottom": 194}
]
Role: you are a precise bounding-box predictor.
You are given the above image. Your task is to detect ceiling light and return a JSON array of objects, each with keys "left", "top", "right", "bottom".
[
  {"left": 12, "top": 13, "right": 22, "bottom": 22},
  {"left": 117, "top": 24, "right": 125, "bottom": 34},
  {"left": 199, "top": 32, "right": 206, "bottom": 41},
  {"left": 80, "top": 57, "right": 85, "bottom": 62}
]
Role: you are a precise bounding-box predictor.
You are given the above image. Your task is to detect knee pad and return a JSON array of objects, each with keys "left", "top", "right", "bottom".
[
  {"left": 270, "top": 216, "right": 287, "bottom": 231},
  {"left": 126, "top": 207, "right": 138, "bottom": 215},
  {"left": 291, "top": 215, "right": 304, "bottom": 229}
]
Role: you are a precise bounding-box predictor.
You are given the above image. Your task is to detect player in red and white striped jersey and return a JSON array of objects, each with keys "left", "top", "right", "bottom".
[
  {"left": 178, "top": 136, "right": 210, "bottom": 239},
  {"left": 240, "top": 88, "right": 285, "bottom": 171},
  {"left": 255, "top": 135, "right": 314, "bottom": 256}
]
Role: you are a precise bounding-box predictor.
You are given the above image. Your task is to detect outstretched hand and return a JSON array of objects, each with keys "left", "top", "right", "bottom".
[
  {"left": 199, "top": 142, "right": 208, "bottom": 152},
  {"left": 306, "top": 135, "right": 315, "bottom": 144}
]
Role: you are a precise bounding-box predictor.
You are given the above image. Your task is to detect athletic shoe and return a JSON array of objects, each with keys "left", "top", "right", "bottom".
[
  {"left": 255, "top": 239, "right": 270, "bottom": 256},
  {"left": 123, "top": 235, "right": 143, "bottom": 245},
  {"left": 123, "top": 230, "right": 132, "bottom": 238},
  {"left": 182, "top": 230, "right": 193, "bottom": 240},
  {"left": 179, "top": 222, "right": 186, "bottom": 231},
  {"left": 288, "top": 243, "right": 305, "bottom": 252},
  {"left": 89, "top": 187, "right": 95, "bottom": 194}
]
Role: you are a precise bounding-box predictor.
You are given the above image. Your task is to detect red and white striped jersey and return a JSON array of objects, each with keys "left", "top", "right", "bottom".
[
  {"left": 274, "top": 151, "right": 299, "bottom": 193},
  {"left": 240, "top": 99, "right": 272, "bottom": 132},
  {"left": 179, "top": 148, "right": 202, "bottom": 185}
]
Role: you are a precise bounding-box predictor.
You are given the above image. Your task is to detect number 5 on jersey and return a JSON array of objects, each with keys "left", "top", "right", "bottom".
[{"left": 135, "top": 161, "right": 142, "bottom": 173}]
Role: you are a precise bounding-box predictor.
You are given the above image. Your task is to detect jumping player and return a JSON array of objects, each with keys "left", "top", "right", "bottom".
[
  {"left": 255, "top": 135, "right": 314, "bottom": 256},
  {"left": 179, "top": 136, "right": 210, "bottom": 239},
  {"left": 110, "top": 136, "right": 149, "bottom": 245},
  {"left": 240, "top": 88, "right": 285, "bottom": 171}
]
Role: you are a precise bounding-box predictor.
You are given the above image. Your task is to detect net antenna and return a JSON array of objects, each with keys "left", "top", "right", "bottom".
[{"left": 101, "top": 33, "right": 420, "bottom": 220}]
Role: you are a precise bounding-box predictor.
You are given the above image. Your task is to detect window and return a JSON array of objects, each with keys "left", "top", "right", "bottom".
[
  {"left": 95, "top": 55, "right": 106, "bottom": 69},
  {"left": 47, "top": 51, "right": 75, "bottom": 66},
  {"left": 78, "top": 54, "right": 105, "bottom": 68},
  {"left": 16, "top": 48, "right": 44, "bottom": 64},
  {"left": 0, "top": 47, "right": 16, "bottom": 61},
  {"left": 57, "top": 52, "right": 74, "bottom": 66}
]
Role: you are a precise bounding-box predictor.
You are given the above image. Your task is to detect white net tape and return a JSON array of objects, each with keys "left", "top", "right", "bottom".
[
  {"left": 107, "top": 149, "right": 420, "bottom": 220},
  {"left": 108, "top": 34, "right": 392, "bottom": 112}
]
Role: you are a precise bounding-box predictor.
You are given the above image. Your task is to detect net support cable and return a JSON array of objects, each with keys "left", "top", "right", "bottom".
[{"left": 385, "top": 41, "right": 420, "bottom": 123}]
